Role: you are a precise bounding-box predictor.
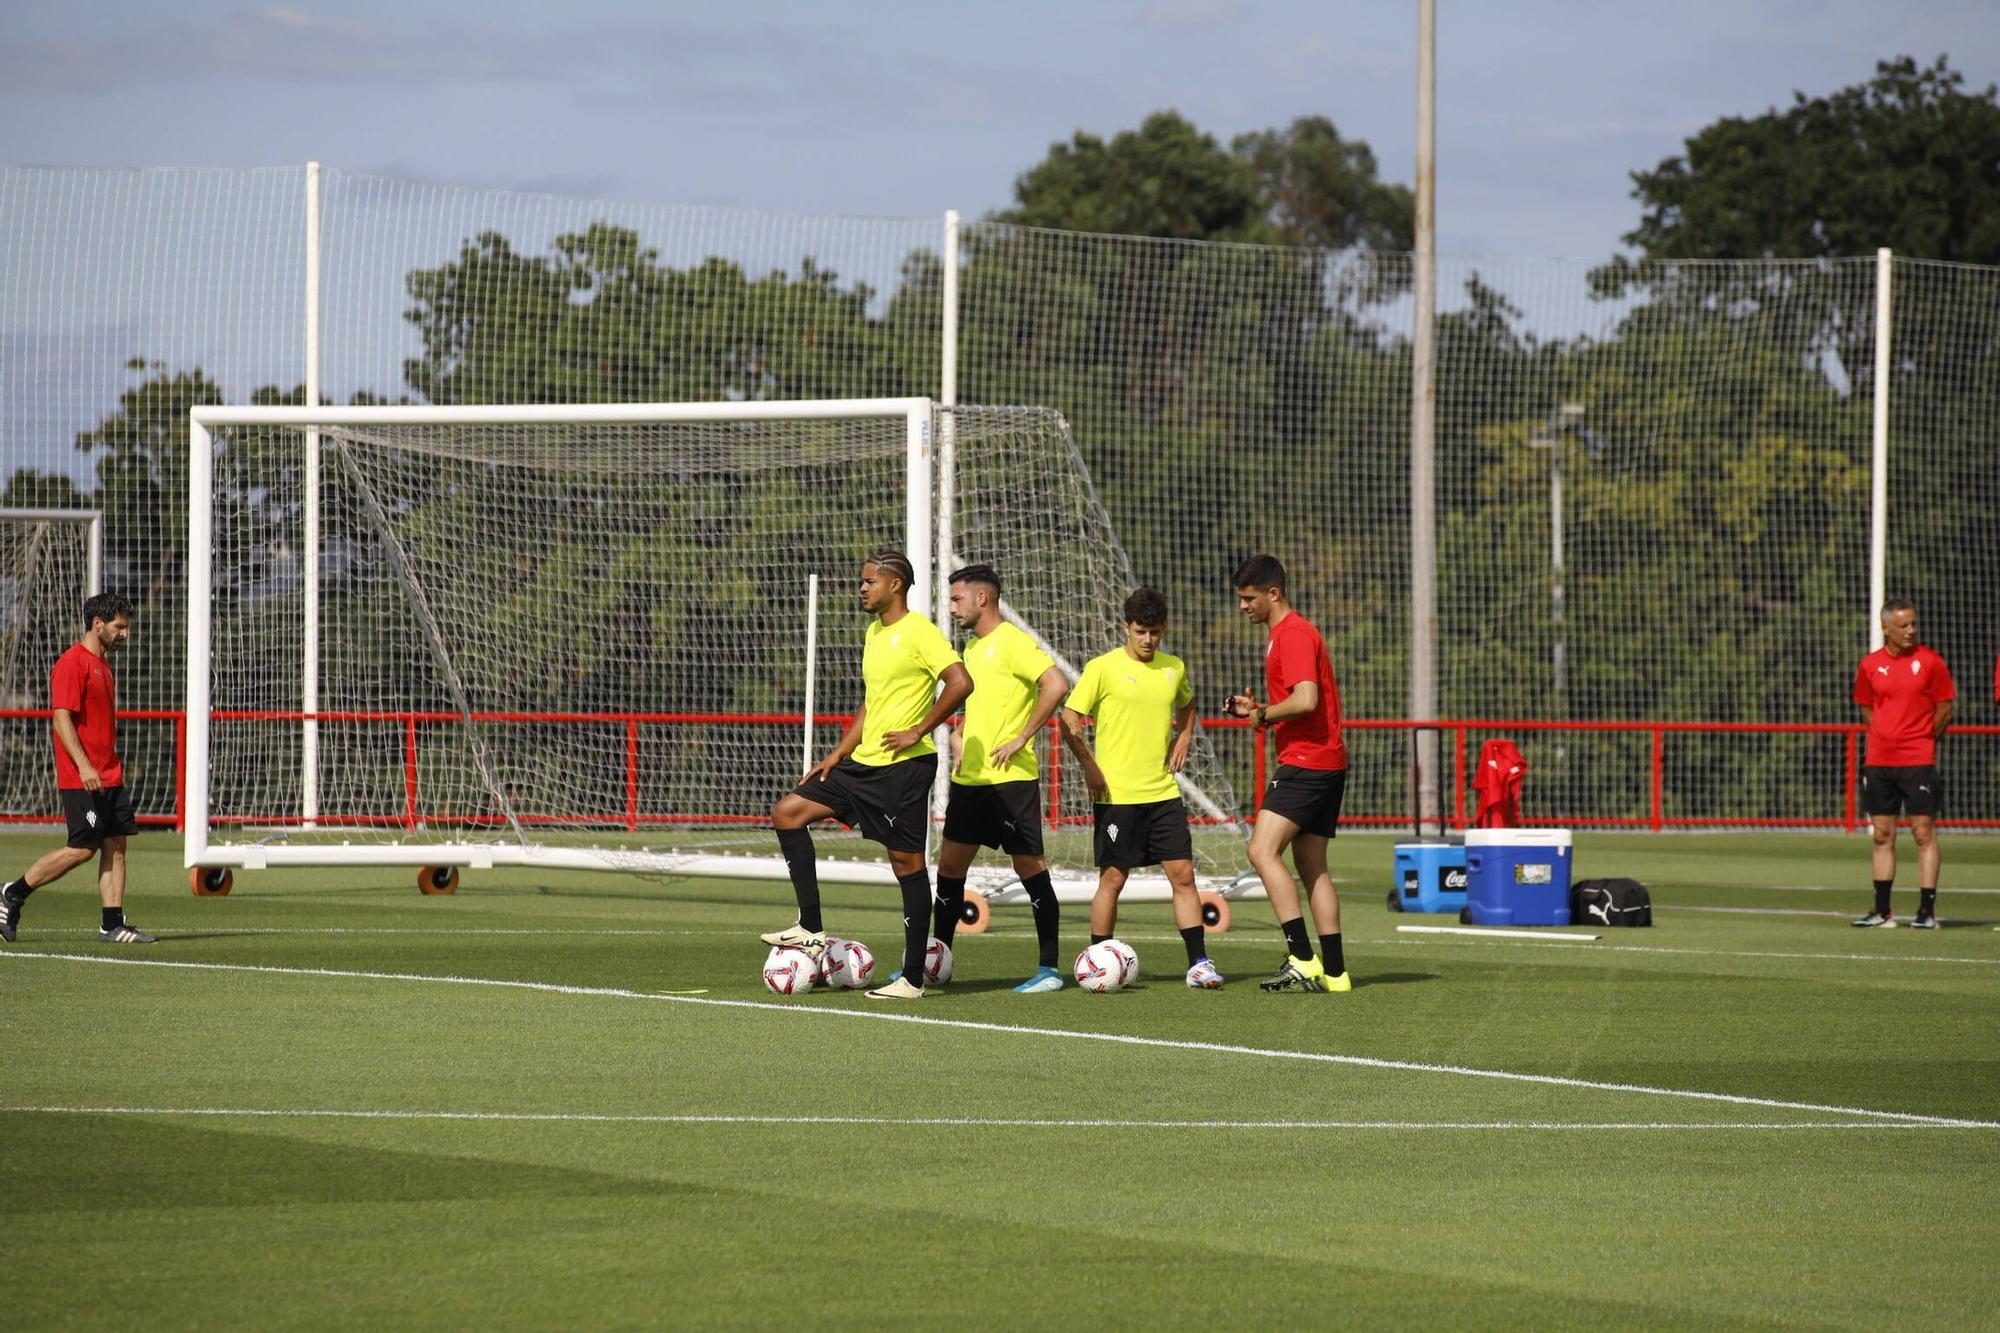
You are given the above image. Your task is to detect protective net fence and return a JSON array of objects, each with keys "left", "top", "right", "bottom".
[{"left": 5, "top": 165, "right": 1996, "bottom": 832}]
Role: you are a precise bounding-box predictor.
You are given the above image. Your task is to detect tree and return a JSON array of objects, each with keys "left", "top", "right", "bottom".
[
  {"left": 998, "top": 111, "right": 1266, "bottom": 241},
  {"left": 1614, "top": 56, "right": 2000, "bottom": 267},
  {"left": 1232, "top": 115, "right": 1414, "bottom": 252},
  {"left": 403, "top": 223, "right": 918, "bottom": 406}
]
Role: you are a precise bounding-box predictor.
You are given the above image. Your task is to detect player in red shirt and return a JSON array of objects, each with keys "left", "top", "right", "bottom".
[
  {"left": 1849, "top": 599, "right": 1955, "bottom": 929},
  {"left": 0, "top": 592, "right": 154, "bottom": 945},
  {"left": 1222, "top": 555, "right": 1353, "bottom": 992}
]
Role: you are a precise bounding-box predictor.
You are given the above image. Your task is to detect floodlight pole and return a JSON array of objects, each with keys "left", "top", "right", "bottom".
[
  {"left": 1869, "top": 247, "right": 1891, "bottom": 652},
  {"left": 1410, "top": 0, "right": 1441, "bottom": 831}
]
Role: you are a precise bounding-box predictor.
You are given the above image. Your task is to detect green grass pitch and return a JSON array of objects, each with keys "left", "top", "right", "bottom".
[{"left": 4, "top": 829, "right": 1997, "bottom": 1329}]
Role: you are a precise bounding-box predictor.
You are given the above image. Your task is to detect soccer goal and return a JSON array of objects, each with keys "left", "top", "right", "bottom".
[
  {"left": 1, "top": 508, "right": 103, "bottom": 819},
  {"left": 185, "top": 399, "right": 1250, "bottom": 901}
]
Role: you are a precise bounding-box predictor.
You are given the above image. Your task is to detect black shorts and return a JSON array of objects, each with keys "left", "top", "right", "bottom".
[
  {"left": 794, "top": 755, "right": 937, "bottom": 853},
  {"left": 61, "top": 786, "right": 141, "bottom": 848},
  {"left": 943, "top": 780, "right": 1044, "bottom": 856},
  {"left": 1259, "top": 764, "right": 1348, "bottom": 838},
  {"left": 1093, "top": 797, "right": 1194, "bottom": 871},
  {"left": 1863, "top": 765, "right": 1944, "bottom": 819}
]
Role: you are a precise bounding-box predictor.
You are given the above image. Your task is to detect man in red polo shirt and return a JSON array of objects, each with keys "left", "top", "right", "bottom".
[
  {"left": 1850, "top": 599, "right": 1955, "bottom": 929},
  {"left": 1222, "top": 554, "right": 1354, "bottom": 993},
  {"left": 0, "top": 591, "right": 154, "bottom": 945}
]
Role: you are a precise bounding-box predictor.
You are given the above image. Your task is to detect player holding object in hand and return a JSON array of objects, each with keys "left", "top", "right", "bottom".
[
  {"left": 933, "top": 564, "right": 1071, "bottom": 993},
  {"left": 1059, "top": 588, "right": 1222, "bottom": 989},
  {"left": 1221, "top": 555, "right": 1351, "bottom": 992},
  {"left": 0, "top": 592, "right": 155, "bottom": 945},
  {"left": 763, "top": 552, "right": 974, "bottom": 998}
]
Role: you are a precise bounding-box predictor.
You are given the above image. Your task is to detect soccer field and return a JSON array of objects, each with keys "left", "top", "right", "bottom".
[{"left": 4, "top": 829, "right": 1997, "bottom": 1329}]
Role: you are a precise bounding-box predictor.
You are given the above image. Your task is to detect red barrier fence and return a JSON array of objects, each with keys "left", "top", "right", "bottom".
[{"left": 3, "top": 709, "right": 1995, "bottom": 831}]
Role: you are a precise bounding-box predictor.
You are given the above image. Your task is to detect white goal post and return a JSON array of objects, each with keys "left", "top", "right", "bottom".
[{"left": 184, "top": 398, "right": 1251, "bottom": 899}]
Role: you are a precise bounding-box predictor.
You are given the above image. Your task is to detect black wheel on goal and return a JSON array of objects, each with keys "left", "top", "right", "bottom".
[
  {"left": 418, "top": 866, "right": 460, "bottom": 895},
  {"left": 189, "top": 867, "right": 233, "bottom": 896}
]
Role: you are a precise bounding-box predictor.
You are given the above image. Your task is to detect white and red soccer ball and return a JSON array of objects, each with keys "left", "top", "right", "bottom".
[
  {"left": 762, "top": 945, "right": 822, "bottom": 995},
  {"left": 923, "top": 936, "right": 954, "bottom": 986},
  {"left": 821, "top": 937, "right": 876, "bottom": 990},
  {"left": 1074, "top": 939, "right": 1138, "bottom": 993}
]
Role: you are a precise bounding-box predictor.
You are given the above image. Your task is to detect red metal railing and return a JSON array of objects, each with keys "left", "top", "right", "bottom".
[{"left": 3, "top": 708, "right": 1994, "bottom": 831}]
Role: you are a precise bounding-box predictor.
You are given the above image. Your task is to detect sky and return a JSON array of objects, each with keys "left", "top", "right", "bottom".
[{"left": 3, "top": 0, "right": 1996, "bottom": 262}]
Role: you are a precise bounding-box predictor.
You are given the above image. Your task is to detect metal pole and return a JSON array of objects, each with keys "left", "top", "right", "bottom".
[
  {"left": 802, "top": 573, "right": 819, "bottom": 777},
  {"left": 1550, "top": 442, "right": 1564, "bottom": 701},
  {"left": 1869, "top": 247, "right": 1891, "bottom": 651},
  {"left": 303, "top": 161, "right": 322, "bottom": 828},
  {"left": 1410, "top": 0, "right": 1440, "bottom": 829},
  {"left": 938, "top": 210, "right": 959, "bottom": 621}
]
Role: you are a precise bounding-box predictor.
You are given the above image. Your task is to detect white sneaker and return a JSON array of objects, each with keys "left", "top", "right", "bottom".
[
  {"left": 866, "top": 977, "right": 926, "bottom": 1000},
  {"left": 759, "top": 923, "right": 828, "bottom": 957},
  {"left": 1185, "top": 958, "right": 1224, "bottom": 989}
]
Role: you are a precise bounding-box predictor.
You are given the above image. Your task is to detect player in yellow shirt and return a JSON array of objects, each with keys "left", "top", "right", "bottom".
[
  {"left": 1059, "top": 588, "right": 1223, "bottom": 989},
  {"left": 932, "top": 564, "right": 1070, "bottom": 992},
  {"left": 764, "top": 551, "right": 973, "bottom": 999}
]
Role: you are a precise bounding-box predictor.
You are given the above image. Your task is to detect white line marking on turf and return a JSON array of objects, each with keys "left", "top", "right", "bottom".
[
  {"left": 1386, "top": 936, "right": 2000, "bottom": 966},
  {"left": 4, "top": 950, "right": 1994, "bottom": 1128},
  {"left": 2, "top": 1106, "right": 1988, "bottom": 1131},
  {"left": 1396, "top": 925, "right": 1599, "bottom": 942}
]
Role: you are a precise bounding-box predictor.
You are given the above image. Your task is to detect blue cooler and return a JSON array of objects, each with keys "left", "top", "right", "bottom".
[
  {"left": 1465, "top": 829, "right": 1573, "bottom": 926},
  {"left": 1392, "top": 839, "right": 1467, "bottom": 914}
]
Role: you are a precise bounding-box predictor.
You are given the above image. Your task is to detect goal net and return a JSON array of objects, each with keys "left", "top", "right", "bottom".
[
  {"left": 186, "top": 400, "right": 1248, "bottom": 891},
  {"left": 0, "top": 510, "right": 102, "bottom": 819}
]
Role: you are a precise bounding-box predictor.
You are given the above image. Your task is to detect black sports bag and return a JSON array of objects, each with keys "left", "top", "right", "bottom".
[{"left": 1570, "top": 877, "right": 1652, "bottom": 927}]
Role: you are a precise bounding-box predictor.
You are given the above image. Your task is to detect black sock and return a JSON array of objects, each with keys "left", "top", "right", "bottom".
[
  {"left": 1280, "top": 916, "right": 1312, "bottom": 961},
  {"left": 1090, "top": 933, "right": 1112, "bottom": 946},
  {"left": 933, "top": 875, "right": 967, "bottom": 948},
  {"left": 776, "top": 827, "right": 822, "bottom": 933},
  {"left": 2, "top": 876, "right": 31, "bottom": 901},
  {"left": 1022, "top": 871, "right": 1060, "bottom": 969},
  {"left": 102, "top": 906, "right": 123, "bottom": 932},
  {"left": 1920, "top": 888, "right": 1937, "bottom": 917},
  {"left": 897, "top": 870, "right": 933, "bottom": 985},
  {"left": 1179, "top": 924, "right": 1206, "bottom": 968},
  {"left": 1320, "top": 933, "right": 1345, "bottom": 977},
  {"left": 1873, "top": 879, "right": 1893, "bottom": 916}
]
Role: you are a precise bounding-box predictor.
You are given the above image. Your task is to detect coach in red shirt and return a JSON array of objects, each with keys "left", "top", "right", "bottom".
[
  {"left": 0, "top": 591, "right": 154, "bottom": 945},
  {"left": 1849, "top": 599, "right": 1954, "bottom": 929},
  {"left": 1223, "top": 554, "right": 1354, "bottom": 993}
]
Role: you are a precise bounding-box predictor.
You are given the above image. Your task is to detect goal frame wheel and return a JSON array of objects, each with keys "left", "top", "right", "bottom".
[
  {"left": 1198, "top": 890, "right": 1230, "bottom": 933},
  {"left": 189, "top": 866, "right": 233, "bottom": 896},
  {"left": 418, "top": 865, "right": 460, "bottom": 895},
  {"left": 956, "top": 890, "right": 990, "bottom": 935}
]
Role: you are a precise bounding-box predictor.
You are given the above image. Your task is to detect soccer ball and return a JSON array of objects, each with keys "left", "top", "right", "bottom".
[
  {"left": 824, "top": 938, "right": 875, "bottom": 990},
  {"left": 762, "top": 945, "right": 821, "bottom": 995},
  {"left": 1074, "top": 940, "right": 1136, "bottom": 993},
  {"left": 924, "top": 936, "right": 954, "bottom": 986},
  {"left": 821, "top": 937, "right": 850, "bottom": 985},
  {"left": 1107, "top": 938, "right": 1139, "bottom": 979}
]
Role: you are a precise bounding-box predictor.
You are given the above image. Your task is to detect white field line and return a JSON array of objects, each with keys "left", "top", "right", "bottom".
[
  {"left": 1396, "top": 925, "right": 1598, "bottom": 941},
  {"left": 1690, "top": 884, "right": 2000, "bottom": 895},
  {"left": 4, "top": 950, "right": 1994, "bottom": 1129},
  {"left": 0, "top": 1105, "right": 1988, "bottom": 1132},
  {"left": 1387, "top": 935, "right": 2000, "bottom": 967},
  {"left": 21, "top": 925, "right": 1997, "bottom": 968},
  {"left": 1661, "top": 905, "right": 1858, "bottom": 919}
]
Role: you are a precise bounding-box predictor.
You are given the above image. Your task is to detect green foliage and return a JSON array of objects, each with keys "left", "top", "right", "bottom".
[
  {"left": 1614, "top": 56, "right": 2000, "bottom": 267},
  {"left": 403, "top": 224, "right": 921, "bottom": 406},
  {"left": 999, "top": 110, "right": 1267, "bottom": 241}
]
